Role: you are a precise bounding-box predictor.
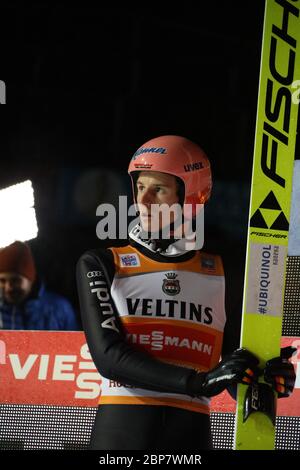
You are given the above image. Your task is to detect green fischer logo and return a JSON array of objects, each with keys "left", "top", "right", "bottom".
[{"left": 250, "top": 0, "right": 300, "bottom": 237}]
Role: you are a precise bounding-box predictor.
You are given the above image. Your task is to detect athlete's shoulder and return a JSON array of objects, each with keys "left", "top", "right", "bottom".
[
  {"left": 79, "top": 240, "right": 128, "bottom": 261},
  {"left": 77, "top": 246, "right": 113, "bottom": 264},
  {"left": 77, "top": 241, "right": 130, "bottom": 276}
]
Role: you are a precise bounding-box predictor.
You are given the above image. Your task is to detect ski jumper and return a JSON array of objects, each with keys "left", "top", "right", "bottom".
[{"left": 76, "top": 229, "right": 226, "bottom": 449}]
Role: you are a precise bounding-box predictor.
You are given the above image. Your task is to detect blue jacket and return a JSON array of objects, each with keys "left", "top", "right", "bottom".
[{"left": 0, "top": 282, "right": 79, "bottom": 330}]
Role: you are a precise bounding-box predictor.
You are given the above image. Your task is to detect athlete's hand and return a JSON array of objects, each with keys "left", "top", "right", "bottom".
[
  {"left": 187, "top": 348, "right": 259, "bottom": 398},
  {"left": 264, "top": 346, "right": 297, "bottom": 398}
]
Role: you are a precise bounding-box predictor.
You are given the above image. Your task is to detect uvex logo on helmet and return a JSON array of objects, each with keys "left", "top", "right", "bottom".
[{"left": 184, "top": 161, "right": 204, "bottom": 172}]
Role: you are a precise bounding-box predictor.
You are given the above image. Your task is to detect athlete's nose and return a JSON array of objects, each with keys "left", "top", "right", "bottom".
[{"left": 139, "top": 189, "right": 155, "bottom": 207}]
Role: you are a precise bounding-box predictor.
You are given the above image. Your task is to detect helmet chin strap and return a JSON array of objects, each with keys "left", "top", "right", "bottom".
[
  {"left": 128, "top": 223, "right": 176, "bottom": 252},
  {"left": 134, "top": 211, "right": 179, "bottom": 247},
  {"left": 147, "top": 235, "right": 178, "bottom": 254},
  {"left": 129, "top": 222, "right": 195, "bottom": 256}
]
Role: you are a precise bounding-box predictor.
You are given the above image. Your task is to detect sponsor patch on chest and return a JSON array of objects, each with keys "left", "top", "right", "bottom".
[{"left": 119, "top": 253, "right": 141, "bottom": 267}]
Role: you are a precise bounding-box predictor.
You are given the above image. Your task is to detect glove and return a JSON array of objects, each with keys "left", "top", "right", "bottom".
[
  {"left": 187, "top": 348, "right": 259, "bottom": 398},
  {"left": 264, "top": 346, "right": 297, "bottom": 398}
]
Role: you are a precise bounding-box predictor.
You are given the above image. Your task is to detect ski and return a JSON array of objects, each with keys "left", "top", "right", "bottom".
[{"left": 234, "top": 0, "right": 300, "bottom": 450}]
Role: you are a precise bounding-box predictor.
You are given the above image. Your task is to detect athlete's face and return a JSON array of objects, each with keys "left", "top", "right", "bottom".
[
  {"left": 136, "top": 171, "right": 180, "bottom": 234},
  {"left": 0, "top": 272, "right": 33, "bottom": 305}
]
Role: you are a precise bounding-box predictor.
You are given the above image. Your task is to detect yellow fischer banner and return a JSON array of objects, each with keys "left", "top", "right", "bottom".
[
  {"left": 249, "top": 0, "right": 300, "bottom": 244},
  {"left": 235, "top": 0, "right": 300, "bottom": 450}
]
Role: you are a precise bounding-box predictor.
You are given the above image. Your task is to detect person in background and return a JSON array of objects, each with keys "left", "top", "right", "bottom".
[{"left": 0, "top": 240, "right": 78, "bottom": 330}]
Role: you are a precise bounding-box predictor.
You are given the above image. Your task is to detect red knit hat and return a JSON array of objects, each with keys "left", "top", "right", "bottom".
[{"left": 0, "top": 241, "right": 36, "bottom": 282}]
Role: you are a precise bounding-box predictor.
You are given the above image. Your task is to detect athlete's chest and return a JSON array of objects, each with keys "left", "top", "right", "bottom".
[{"left": 111, "top": 269, "right": 224, "bottom": 330}]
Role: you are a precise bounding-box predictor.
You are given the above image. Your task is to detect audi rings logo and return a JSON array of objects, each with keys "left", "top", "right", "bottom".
[{"left": 87, "top": 271, "right": 103, "bottom": 278}]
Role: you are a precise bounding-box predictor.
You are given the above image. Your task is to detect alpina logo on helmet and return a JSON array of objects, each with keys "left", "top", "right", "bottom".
[{"left": 132, "top": 147, "right": 167, "bottom": 160}]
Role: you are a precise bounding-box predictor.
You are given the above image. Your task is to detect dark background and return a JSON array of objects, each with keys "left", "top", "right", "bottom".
[{"left": 0, "top": 2, "right": 266, "bottom": 330}]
